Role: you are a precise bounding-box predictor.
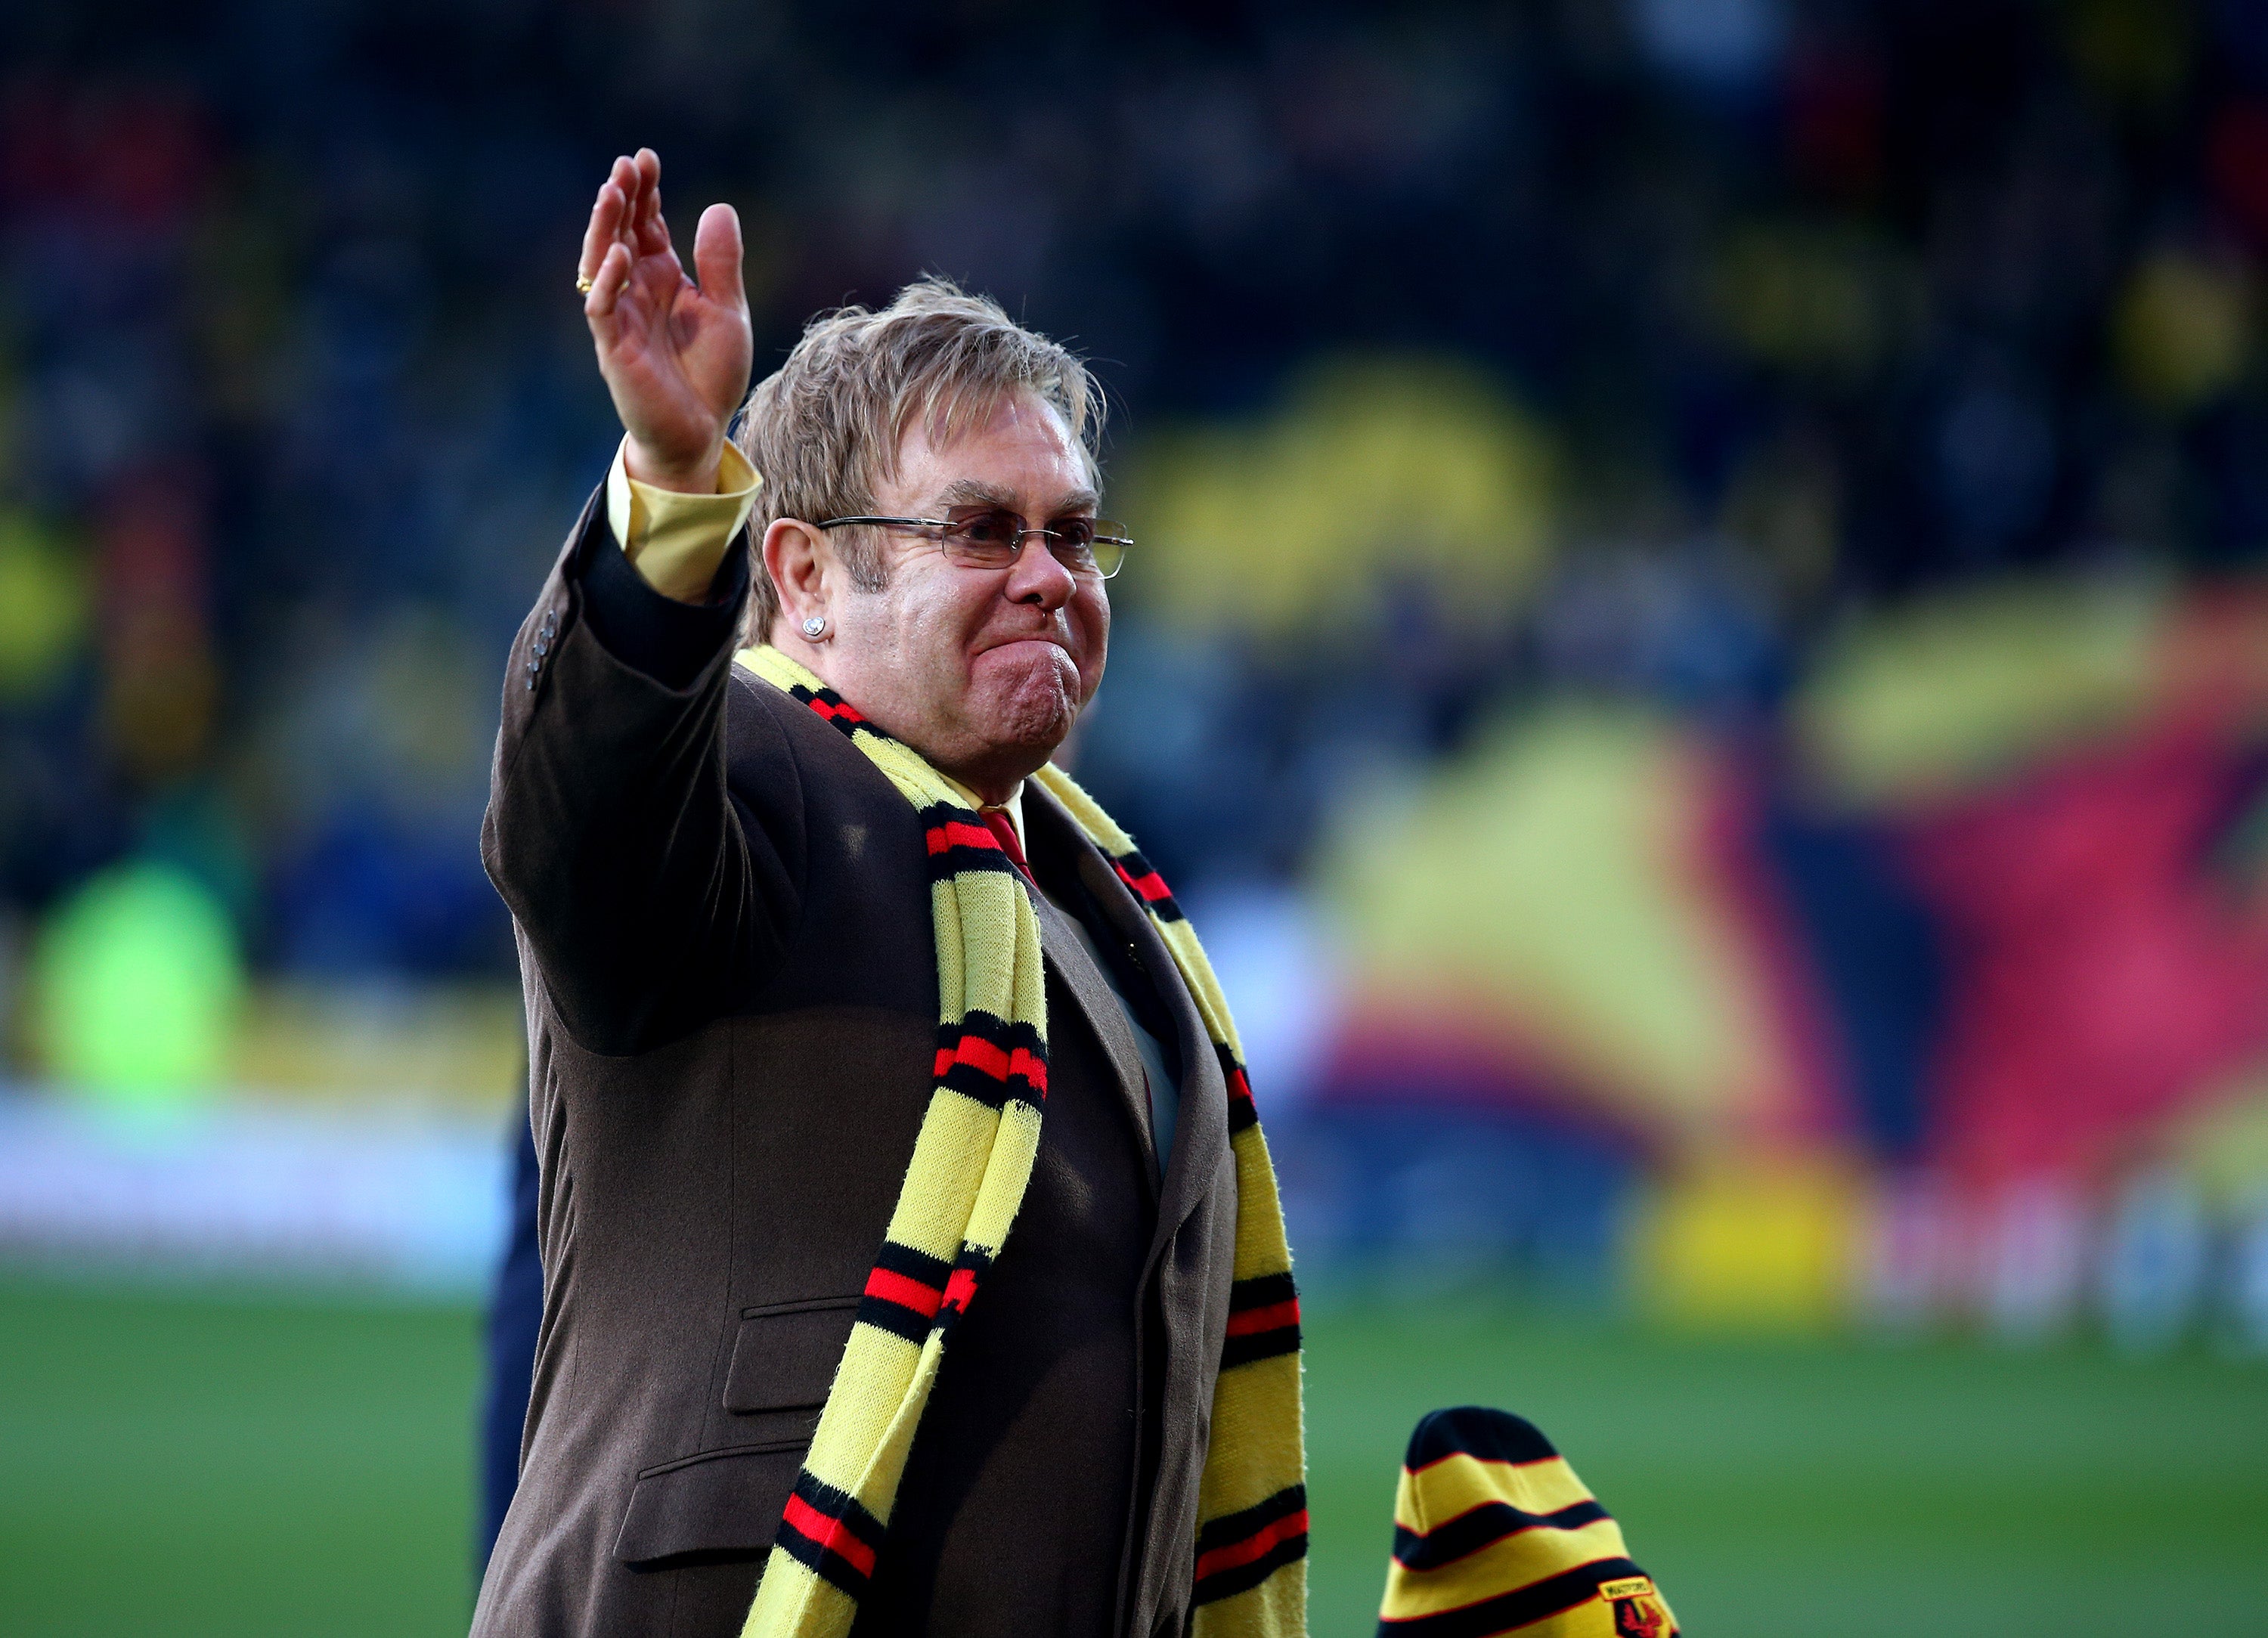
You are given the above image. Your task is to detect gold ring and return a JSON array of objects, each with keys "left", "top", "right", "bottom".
[{"left": 575, "top": 273, "right": 595, "bottom": 295}]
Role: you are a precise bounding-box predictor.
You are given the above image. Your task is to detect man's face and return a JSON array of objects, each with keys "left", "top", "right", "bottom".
[{"left": 817, "top": 391, "right": 1109, "bottom": 797}]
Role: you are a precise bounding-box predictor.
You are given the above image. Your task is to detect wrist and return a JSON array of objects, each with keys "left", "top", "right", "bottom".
[{"left": 624, "top": 435, "right": 725, "bottom": 495}]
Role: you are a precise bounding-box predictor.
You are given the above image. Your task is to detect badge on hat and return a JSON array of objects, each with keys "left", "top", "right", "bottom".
[{"left": 1606, "top": 1575, "right": 1669, "bottom": 1638}]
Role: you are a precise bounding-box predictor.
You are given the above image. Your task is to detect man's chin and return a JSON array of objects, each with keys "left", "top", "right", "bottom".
[{"left": 968, "top": 649, "right": 1080, "bottom": 756}]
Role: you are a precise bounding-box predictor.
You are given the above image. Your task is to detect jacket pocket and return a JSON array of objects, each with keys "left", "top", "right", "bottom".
[
  {"left": 723, "top": 1296, "right": 860, "bottom": 1414},
  {"left": 614, "top": 1439, "right": 805, "bottom": 1567}
]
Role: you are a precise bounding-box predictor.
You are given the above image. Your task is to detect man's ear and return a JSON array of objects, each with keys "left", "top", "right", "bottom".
[{"left": 764, "top": 518, "right": 831, "bottom": 630}]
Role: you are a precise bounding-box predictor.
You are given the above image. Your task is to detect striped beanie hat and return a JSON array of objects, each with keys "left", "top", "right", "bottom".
[{"left": 1377, "top": 1407, "right": 1678, "bottom": 1637}]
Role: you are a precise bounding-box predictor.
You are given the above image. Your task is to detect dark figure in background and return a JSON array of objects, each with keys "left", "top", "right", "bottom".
[{"left": 478, "top": 1106, "right": 543, "bottom": 1573}]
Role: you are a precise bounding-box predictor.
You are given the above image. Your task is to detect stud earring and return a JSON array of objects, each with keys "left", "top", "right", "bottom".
[{"left": 801, "top": 615, "right": 827, "bottom": 639}]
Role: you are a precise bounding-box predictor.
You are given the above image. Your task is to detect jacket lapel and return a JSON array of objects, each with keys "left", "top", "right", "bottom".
[
  {"left": 1029, "top": 885, "right": 1158, "bottom": 1181},
  {"left": 1025, "top": 785, "right": 1229, "bottom": 1242}
]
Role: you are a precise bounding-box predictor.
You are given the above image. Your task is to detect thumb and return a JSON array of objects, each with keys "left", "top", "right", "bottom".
[{"left": 692, "top": 203, "right": 745, "bottom": 313}]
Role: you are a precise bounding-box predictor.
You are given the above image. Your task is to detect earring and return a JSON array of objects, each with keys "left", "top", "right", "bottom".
[{"left": 801, "top": 615, "right": 827, "bottom": 639}]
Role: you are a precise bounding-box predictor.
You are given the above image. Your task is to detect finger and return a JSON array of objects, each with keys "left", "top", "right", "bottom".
[
  {"left": 578, "top": 180, "right": 627, "bottom": 285},
  {"left": 584, "top": 240, "right": 633, "bottom": 321},
  {"left": 612, "top": 153, "right": 646, "bottom": 251},
  {"left": 634, "top": 147, "right": 673, "bottom": 257},
  {"left": 692, "top": 203, "right": 746, "bottom": 314},
  {"left": 600, "top": 155, "right": 641, "bottom": 276}
]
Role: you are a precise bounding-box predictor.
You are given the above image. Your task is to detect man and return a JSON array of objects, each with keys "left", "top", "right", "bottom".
[{"left": 471, "top": 150, "right": 1304, "bottom": 1638}]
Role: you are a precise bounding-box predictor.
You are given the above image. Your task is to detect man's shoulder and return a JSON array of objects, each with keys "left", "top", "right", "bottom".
[
  {"left": 725, "top": 660, "right": 847, "bottom": 758},
  {"left": 723, "top": 660, "right": 813, "bottom": 785},
  {"left": 724, "top": 658, "right": 795, "bottom": 728},
  {"left": 722, "top": 662, "right": 907, "bottom": 819}
]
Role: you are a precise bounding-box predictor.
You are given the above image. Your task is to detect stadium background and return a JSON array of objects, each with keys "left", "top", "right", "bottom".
[{"left": 4, "top": 1, "right": 2266, "bottom": 1633}]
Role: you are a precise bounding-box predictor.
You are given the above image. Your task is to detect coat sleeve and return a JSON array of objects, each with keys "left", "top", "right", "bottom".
[{"left": 481, "top": 484, "right": 801, "bottom": 1056}]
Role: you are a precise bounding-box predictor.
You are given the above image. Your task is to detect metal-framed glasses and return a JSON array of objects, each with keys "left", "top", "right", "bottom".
[{"left": 816, "top": 506, "right": 1131, "bottom": 580}]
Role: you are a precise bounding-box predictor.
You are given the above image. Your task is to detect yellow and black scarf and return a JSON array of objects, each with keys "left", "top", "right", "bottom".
[{"left": 735, "top": 646, "right": 1307, "bottom": 1638}]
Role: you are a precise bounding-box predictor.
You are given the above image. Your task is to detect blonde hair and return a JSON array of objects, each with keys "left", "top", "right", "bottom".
[{"left": 733, "top": 277, "right": 1103, "bottom": 640}]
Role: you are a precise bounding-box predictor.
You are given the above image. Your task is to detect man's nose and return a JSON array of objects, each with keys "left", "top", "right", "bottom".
[{"left": 1004, "top": 537, "right": 1076, "bottom": 609}]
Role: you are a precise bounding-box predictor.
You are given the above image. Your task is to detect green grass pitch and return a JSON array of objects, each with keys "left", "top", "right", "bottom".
[{"left": 2, "top": 1277, "right": 2261, "bottom": 1636}]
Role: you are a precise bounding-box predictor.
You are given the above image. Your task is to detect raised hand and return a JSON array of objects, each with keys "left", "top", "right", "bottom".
[{"left": 579, "top": 149, "right": 753, "bottom": 493}]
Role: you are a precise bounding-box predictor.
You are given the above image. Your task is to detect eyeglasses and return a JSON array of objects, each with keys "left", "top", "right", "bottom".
[{"left": 816, "top": 506, "right": 1132, "bottom": 580}]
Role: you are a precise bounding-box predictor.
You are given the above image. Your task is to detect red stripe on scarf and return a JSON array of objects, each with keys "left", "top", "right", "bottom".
[
  {"left": 926, "top": 819, "right": 1004, "bottom": 856},
  {"left": 1225, "top": 1298, "right": 1301, "bottom": 1338},
  {"left": 1193, "top": 1507, "right": 1310, "bottom": 1581},
  {"left": 940, "top": 1265, "right": 980, "bottom": 1314},
  {"left": 1223, "top": 1062, "right": 1258, "bottom": 1130},
  {"left": 782, "top": 1492, "right": 878, "bottom": 1579},
  {"left": 1114, "top": 862, "right": 1173, "bottom": 903},
  {"left": 863, "top": 1265, "right": 943, "bottom": 1318},
  {"left": 932, "top": 1038, "right": 1050, "bottom": 1096}
]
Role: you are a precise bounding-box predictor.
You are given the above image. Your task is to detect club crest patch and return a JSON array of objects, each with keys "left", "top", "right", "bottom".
[{"left": 1606, "top": 1577, "right": 1668, "bottom": 1638}]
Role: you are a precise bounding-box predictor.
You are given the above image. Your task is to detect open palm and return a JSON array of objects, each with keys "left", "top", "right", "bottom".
[{"left": 580, "top": 148, "right": 752, "bottom": 490}]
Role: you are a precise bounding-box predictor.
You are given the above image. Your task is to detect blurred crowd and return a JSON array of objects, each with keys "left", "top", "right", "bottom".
[{"left": 5, "top": 0, "right": 2268, "bottom": 1338}]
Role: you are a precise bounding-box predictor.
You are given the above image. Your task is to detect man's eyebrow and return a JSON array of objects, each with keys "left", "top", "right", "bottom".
[{"left": 935, "top": 478, "right": 1102, "bottom": 515}]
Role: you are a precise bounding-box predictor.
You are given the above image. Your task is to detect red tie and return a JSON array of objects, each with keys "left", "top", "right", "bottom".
[{"left": 981, "top": 808, "right": 1034, "bottom": 884}]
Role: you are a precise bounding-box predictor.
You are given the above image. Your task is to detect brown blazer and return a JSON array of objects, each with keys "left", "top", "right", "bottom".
[{"left": 469, "top": 497, "right": 1238, "bottom": 1638}]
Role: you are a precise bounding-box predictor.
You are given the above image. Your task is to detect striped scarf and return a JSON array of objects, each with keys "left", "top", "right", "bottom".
[{"left": 735, "top": 646, "right": 1307, "bottom": 1638}]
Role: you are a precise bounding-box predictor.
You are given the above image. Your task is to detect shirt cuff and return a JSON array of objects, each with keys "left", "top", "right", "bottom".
[{"left": 604, "top": 438, "right": 762, "bottom": 603}]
